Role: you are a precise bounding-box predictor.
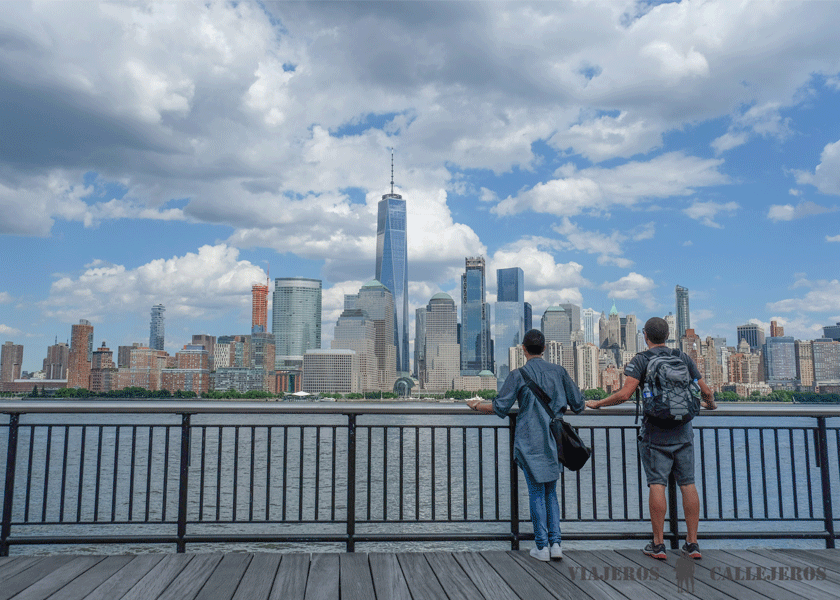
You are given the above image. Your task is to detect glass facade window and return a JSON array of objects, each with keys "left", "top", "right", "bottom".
[
  {"left": 272, "top": 278, "right": 322, "bottom": 369},
  {"left": 376, "top": 194, "right": 409, "bottom": 374}
]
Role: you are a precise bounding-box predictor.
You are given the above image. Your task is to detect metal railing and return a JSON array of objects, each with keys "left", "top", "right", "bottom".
[{"left": 1, "top": 401, "right": 838, "bottom": 555}]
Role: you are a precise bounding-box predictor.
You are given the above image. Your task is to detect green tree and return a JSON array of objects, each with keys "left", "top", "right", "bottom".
[{"left": 583, "top": 388, "right": 607, "bottom": 400}]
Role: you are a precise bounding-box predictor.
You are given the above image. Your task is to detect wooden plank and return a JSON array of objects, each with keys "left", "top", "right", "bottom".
[
  {"left": 368, "top": 553, "right": 410, "bottom": 600},
  {"left": 231, "top": 553, "right": 282, "bottom": 600},
  {"left": 194, "top": 553, "right": 253, "bottom": 600},
  {"left": 396, "top": 552, "right": 447, "bottom": 600},
  {"left": 482, "top": 550, "right": 559, "bottom": 600},
  {"left": 155, "top": 553, "right": 224, "bottom": 600},
  {"left": 755, "top": 549, "right": 840, "bottom": 581},
  {"left": 452, "top": 552, "right": 519, "bottom": 600},
  {"left": 0, "top": 556, "right": 76, "bottom": 600},
  {"left": 120, "top": 554, "right": 194, "bottom": 600},
  {"left": 722, "top": 550, "right": 840, "bottom": 598},
  {"left": 615, "top": 549, "right": 737, "bottom": 600},
  {"left": 556, "top": 552, "right": 639, "bottom": 600},
  {"left": 6, "top": 555, "right": 104, "bottom": 600},
  {"left": 339, "top": 553, "right": 375, "bottom": 600},
  {"left": 508, "top": 551, "right": 597, "bottom": 600},
  {"left": 664, "top": 550, "right": 780, "bottom": 599},
  {"left": 303, "top": 553, "right": 339, "bottom": 600},
  {"left": 0, "top": 557, "right": 44, "bottom": 582},
  {"left": 423, "top": 552, "right": 485, "bottom": 600},
  {"left": 790, "top": 550, "right": 840, "bottom": 575},
  {"left": 83, "top": 554, "right": 165, "bottom": 600},
  {"left": 268, "top": 553, "right": 309, "bottom": 600},
  {"left": 46, "top": 555, "right": 135, "bottom": 600}
]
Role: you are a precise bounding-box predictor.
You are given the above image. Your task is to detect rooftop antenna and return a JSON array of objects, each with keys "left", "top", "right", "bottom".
[{"left": 389, "top": 147, "right": 394, "bottom": 194}]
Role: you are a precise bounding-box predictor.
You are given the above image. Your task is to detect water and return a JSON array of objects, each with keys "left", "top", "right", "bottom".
[{"left": 1, "top": 406, "right": 837, "bottom": 555}]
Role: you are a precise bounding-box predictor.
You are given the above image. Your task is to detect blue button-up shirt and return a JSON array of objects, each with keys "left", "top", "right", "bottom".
[{"left": 493, "top": 357, "right": 585, "bottom": 482}]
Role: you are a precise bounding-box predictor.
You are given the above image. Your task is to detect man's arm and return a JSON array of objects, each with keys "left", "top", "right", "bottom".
[
  {"left": 698, "top": 378, "right": 717, "bottom": 410},
  {"left": 585, "top": 376, "right": 640, "bottom": 410}
]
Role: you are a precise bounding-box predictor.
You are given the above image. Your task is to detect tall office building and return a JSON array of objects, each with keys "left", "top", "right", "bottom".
[
  {"left": 770, "top": 321, "right": 785, "bottom": 338},
  {"left": 424, "top": 293, "right": 460, "bottom": 392},
  {"left": 812, "top": 338, "right": 840, "bottom": 385},
  {"left": 763, "top": 336, "right": 796, "bottom": 387},
  {"left": 252, "top": 282, "right": 269, "bottom": 333},
  {"left": 621, "top": 314, "right": 638, "bottom": 355},
  {"left": 581, "top": 308, "right": 598, "bottom": 345},
  {"left": 461, "top": 257, "right": 492, "bottom": 374},
  {"left": 375, "top": 153, "right": 409, "bottom": 375},
  {"left": 542, "top": 307, "right": 571, "bottom": 346},
  {"left": 823, "top": 323, "right": 840, "bottom": 342},
  {"left": 558, "top": 303, "right": 582, "bottom": 337},
  {"left": 495, "top": 267, "right": 525, "bottom": 387},
  {"left": 149, "top": 304, "right": 165, "bottom": 351},
  {"left": 414, "top": 306, "right": 426, "bottom": 380},
  {"left": 272, "top": 278, "right": 322, "bottom": 369},
  {"left": 664, "top": 313, "right": 678, "bottom": 349},
  {"left": 598, "top": 312, "right": 608, "bottom": 347},
  {"left": 43, "top": 340, "right": 69, "bottom": 380},
  {"left": 332, "top": 308, "right": 377, "bottom": 392},
  {"left": 353, "top": 280, "right": 397, "bottom": 390},
  {"left": 795, "top": 340, "right": 814, "bottom": 388},
  {"left": 1, "top": 341, "right": 23, "bottom": 382},
  {"left": 737, "top": 323, "right": 766, "bottom": 351},
  {"left": 607, "top": 302, "right": 621, "bottom": 347},
  {"left": 67, "top": 319, "right": 94, "bottom": 389},
  {"left": 524, "top": 302, "right": 532, "bottom": 332},
  {"left": 675, "top": 285, "right": 690, "bottom": 341}
]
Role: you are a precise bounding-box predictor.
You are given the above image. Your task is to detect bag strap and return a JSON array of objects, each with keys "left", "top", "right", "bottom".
[{"left": 519, "top": 368, "right": 558, "bottom": 421}]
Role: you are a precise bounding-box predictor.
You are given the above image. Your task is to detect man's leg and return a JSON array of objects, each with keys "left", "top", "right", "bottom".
[
  {"left": 681, "top": 484, "right": 700, "bottom": 544},
  {"left": 544, "top": 479, "right": 561, "bottom": 546},
  {"left": 649, "top": 484, "right": 667, "bottom": 545},
  {"left": 522, "top": 468, "right": 548, "bottom": 549}
]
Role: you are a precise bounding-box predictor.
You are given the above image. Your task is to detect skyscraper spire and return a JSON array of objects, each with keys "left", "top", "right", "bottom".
[{"left": 389, "top": 147, "right": 394, "bottom": 194}]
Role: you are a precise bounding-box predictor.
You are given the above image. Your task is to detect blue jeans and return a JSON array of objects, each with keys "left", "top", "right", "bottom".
[{"left": 522, "top": 467, "right": 561, "bottom": 549}]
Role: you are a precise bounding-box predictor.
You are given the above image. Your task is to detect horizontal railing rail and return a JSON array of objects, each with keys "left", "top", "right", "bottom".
[{"left": 1, "top": 401, "right": 838, "bottom": 555}]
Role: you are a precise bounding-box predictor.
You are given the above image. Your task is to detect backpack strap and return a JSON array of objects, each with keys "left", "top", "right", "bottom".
[
  {"left": 519, "top": 368, "right": 559, "bottom": 421},
  {"left": 634, "top": 349, "right": 656, "bottom": 426}
]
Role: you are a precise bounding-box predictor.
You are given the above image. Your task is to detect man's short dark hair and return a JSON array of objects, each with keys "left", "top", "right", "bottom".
[
  {"left": 644, "top": 317, "right": 669, "bottom": 344},
  {"left": 523, "top": 329, "right": 545, "bottom": 355}
]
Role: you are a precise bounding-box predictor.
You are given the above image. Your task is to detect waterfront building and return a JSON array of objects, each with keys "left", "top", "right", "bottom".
[
  {"left": 575, "top": 343, "right": 600, "bottom": 391},
  {"left": 812, "top": 338, "right": 840, "bottom": 387},
  {"left": 302, "top": 349, "right": 359, "bottom": 394},
  {"left": 191, "top": 335, "right": 216, "bottom": 368},
  {"left": 332, "top": 308, "right": 377, "bottom": 392},
  {"left": 461, "top": 257, "right": 492, "bottom": 374},
  {"left": 161, "top": 346, "right": 210, "bottom": 394},
  {"left": 213, "top": 342, "right": 232, "bottom": 370},
  {"left": 213, "top": 368, "right": 267, "bottom": 393},
  {"left": 414, "top": 306, "right": 426, "bottom": 381},
  {"left": 353, "top": 281, "right": 397, "bottom": 391},
  {"left": 113, "top": 345, "right": 168, "bottom": 391},
  {"left": 770, "top": 321, "right": 785, "bottom": 337},
  {"left": 375, "top": 157, "right": 409, "bottom": 375},
  {"left": 824, "top": 323, "right": 840, "bottom": 342},
  {"left": 737, "top": 323, "right": 766, "bottom": 351},
  {"left": 509, "top": 345, "right": 526, "bottom": 371},
  {"left": 763, "top": 336, "right": 797, "bottom": 388},
  {"left": 601, "top": 365, "right": 623, "bottom": 394},
  {"left": 581, "top": 308, "right": 598, "bottom": 345},
  {"left": 559, "top": 303, "right": 582, "bottom": 337},
  {"left": 90, "top": 342, "right": 116, "bottom": 393},
  {"left": 251, "top": 282, "right": 269, "bottom": 334},
  {"left": 542, "top": 306, "right": 571, "bottom": 347},
  {"left": 681, "top": 329, "right": 706, "bottom": 380},
  {"left": 43, "top": 341, "right": 69, "bottom": 380},
  {"left": 273, "top": 277, "right": 322, "bottom": 369},
  {"left": 795, "top": 340, "right": 815, "bottom": 389},
  {"left": 424, "top": 292, "right": 460, "bottom": 392},
  {"left": 495, "top": 267, "right": 524, "bottom": 388},
  {"left": 149, "top": 304, "right": 165, "bottom": 351},
  {"left": 67, "top": 319, "right": 94, "bottom": 389},
  {"left": 728, "top": 339, "right": 763, "bottom": 384},
  {"left": 675, "top": 285, "right": 690, "bottom": 341},
  {"left": 1, "top": 341, "right": 23, "bottom": 383},
  {"left": 453, "top": 371, "right": 496, "bottom": 392},
  {"left": 702, "top": 337, "right": 724, "bottom": 391}
]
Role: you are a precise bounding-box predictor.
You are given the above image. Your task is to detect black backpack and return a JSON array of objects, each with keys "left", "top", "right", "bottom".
[{"left": 635, "top": 348, "right": 700, "bottom": 428}]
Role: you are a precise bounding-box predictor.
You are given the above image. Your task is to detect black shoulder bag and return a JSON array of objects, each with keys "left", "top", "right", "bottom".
[{"left": 519, "top": 369, "right": 591, "bottom": 471}]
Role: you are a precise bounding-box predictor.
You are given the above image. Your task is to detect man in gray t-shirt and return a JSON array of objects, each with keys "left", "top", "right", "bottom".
[{"left": 586, "top": 317, "right": 716, "bottom": 560}]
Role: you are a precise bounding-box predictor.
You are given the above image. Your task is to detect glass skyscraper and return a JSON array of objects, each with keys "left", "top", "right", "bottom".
[
  {"left": 376, "top": 191, "right": 408, "bottom": 375},
  {"left": 461, "top": 256, "right": 492, "bottom": 374},
  {"left": 149, "top": 304, "right": 165, "bottom": 351},
  {"left": 675, "top": 285, "right": 690, "bottom": 341},
  {"left": 272, "top": 278, "right": 322, "bottom": 369},
  {"left": 495, "top": 267, "right": 524, "bottom": 388}
]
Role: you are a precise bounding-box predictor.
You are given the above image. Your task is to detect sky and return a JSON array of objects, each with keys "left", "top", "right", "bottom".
[{"left": 1, "top": 0, "right": 839, "bottom": 374}]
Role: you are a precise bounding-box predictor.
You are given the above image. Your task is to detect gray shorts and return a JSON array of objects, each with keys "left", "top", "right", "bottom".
[{"left": 638, "top": 437, "right": 695, "bottom": 487}]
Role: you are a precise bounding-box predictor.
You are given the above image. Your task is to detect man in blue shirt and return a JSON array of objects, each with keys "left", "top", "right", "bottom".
[
  {"left": 586, "top": 316, "right": 716, "bottom": 560},
  {"left": 469, "top": 329, "right": 585, "bottom": 561}
]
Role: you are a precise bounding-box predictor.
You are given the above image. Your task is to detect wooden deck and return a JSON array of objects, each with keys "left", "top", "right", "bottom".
[{"left": 1, "top": 549, "right": 838, "bottom": 599}]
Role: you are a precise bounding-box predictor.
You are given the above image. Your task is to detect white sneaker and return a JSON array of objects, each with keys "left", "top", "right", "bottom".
[
  {"left": 530, "top": 546, "right": 550, "bottom": 562},
  {"left": 550, "top": 543, "right": 563, "bottom": 559}
]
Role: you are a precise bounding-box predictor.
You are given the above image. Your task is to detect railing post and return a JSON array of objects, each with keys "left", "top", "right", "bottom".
[
  {"left": 817, "top": 417, "right": 835, "bottom": 549},
  {"left": 509, "top": 414, "right": 519, "bottom": 550},
  {"left": 176, "top": 413, "right": 190, "bottom": 553},
  {"left": 347, "top": 413, "right": 356, "bottom": 552},
  {"left": 667, "top": 472, "right": 679, "bottom": 549},
  {"left": 2, "top": 414, "right": 20, "bottom": 557}
]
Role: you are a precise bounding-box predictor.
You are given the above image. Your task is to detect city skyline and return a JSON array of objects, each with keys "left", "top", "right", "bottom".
[{"left": 2, "top": 2, "right": 839, "bottom": 373}]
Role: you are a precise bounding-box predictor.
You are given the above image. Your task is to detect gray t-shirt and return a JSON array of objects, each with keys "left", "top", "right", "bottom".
[{"left": 624, "top": 346, "right": 702, "bottom": 445}]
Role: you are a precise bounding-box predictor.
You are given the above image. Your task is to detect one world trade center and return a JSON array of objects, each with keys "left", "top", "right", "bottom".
[{"left": 375, "top": 153, "right": 409, "bottom": 376}]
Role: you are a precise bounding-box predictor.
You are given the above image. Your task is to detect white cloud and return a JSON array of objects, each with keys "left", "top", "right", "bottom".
[
  {"left": 827, "top": 234, "right": 840, "bottom": 242},
  {"left": 493, "top": 153, "right": 728, "bottom": 217},
  {"left": 794, "top": 139, "right": 840, "bottom": 196},
  {"left": 0, "top": 324, "right": 23, "bottom": 337},
  {"left": 682, "top": 240, "right": 693, "bottom": 247},
  {"left": 0, "top": 292, "right": 12, "bottom": 304},
  {"left": 601, "top": 272, "right": 657, "bottom": 309},
  {"left": 683, "top": 201, "right": 739, "bottom": 228},
  {"left": 711, "top": 131, "right": 748, "bottom": 154},
  {"left": 766, "top": 201, "right": 837, "bottom": 222},
  {"left": 767, "top": 279, "right": 840, "bottom": 314},
  {"left": 788, "top": 189, "right": 802, "bottom": 196}
]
